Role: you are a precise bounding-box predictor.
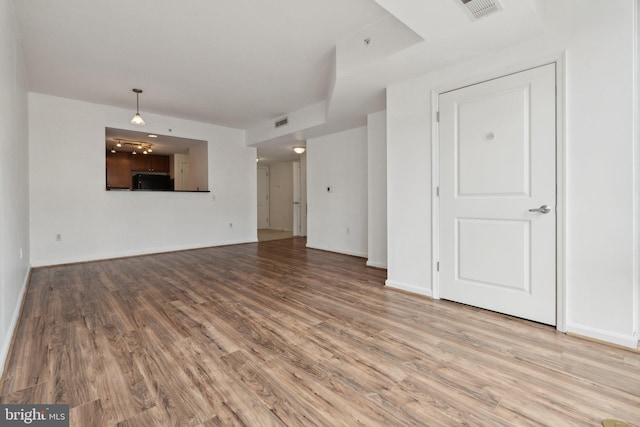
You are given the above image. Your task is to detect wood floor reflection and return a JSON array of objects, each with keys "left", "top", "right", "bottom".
[
  {"left": 257, "top": 229, "right": 294, "bottom": 242},
  {"left": 1, "top": 238, "right": 639, "bottom": 426}
]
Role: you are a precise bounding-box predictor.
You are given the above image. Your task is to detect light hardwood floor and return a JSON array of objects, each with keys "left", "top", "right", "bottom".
[
  {"left": 1, "top": 238, "right": 639, "bottom": 426},
  {"left": 258, "top": 229, "right": 294, "bottom": 242}
]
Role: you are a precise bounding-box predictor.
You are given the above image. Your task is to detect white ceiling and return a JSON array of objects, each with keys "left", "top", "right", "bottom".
[{"left": 14, "top": 0, "right": 546, "bottom": 163}]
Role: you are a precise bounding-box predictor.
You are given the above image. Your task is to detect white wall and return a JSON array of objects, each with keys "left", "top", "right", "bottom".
[
  {"left": 386, "top": 1, "right": 638, "bottom": 347},
  {"left": 0, "top": 0, "right": 31, "bottom": 374},
  {"left": 307, "top": 127, "right": 368, "bottom": 257},
  {"left": 367, "top": 111, "right": 387, "bottom": 268},
  {"left": 386, "top": 82, "right": 432, "bottom": 295},
  {"left": 636, "top": 0, "right": 640, "bottom": 340},
  {"left": 29, "top": 93, "right": 257, "bottom": 266},
  {"left": 268, "top": 161, "right": 293, "bottom": 231}
]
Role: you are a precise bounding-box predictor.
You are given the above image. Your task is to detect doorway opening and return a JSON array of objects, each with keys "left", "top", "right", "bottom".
[{"left": 257, "top": 157, "right": 307, "bottom": 242}]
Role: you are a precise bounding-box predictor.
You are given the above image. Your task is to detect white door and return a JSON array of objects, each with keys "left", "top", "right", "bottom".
[
  {"left": 438, "top": 64, "right": 556, "bottom": 325},
  {"left": 293, "top": 161, "right": 301, "bottom": 236},
  {"left": 179, "top": 160, "right": 190, "bottom": 191},
  {"left": 257, "top": 167, "right": 270, "bottom": 229}
]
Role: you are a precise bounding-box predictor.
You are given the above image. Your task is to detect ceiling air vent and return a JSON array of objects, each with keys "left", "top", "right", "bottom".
[
  {"left": 459, "top": 0, "right": 503, "bottom": 20},
  {"left": 275, "top": 117, "right": 288, "bottom": 128}
]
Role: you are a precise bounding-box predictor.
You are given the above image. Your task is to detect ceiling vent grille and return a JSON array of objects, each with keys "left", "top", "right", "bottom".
[
  {"left": 275, "top": 117, "right": 288, "bottom": 128},
  {"left": 460, "top": 0, "right": 503, "bottom": 20}
]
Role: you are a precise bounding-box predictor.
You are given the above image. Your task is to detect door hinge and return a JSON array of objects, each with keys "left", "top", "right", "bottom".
[
  {"left": 436, "top": 186, "right": 440, "bottom": 197},
  {"left": 436, "top": 261, "right": 440, "bottom": 272},
  {"left": 436, "top": 111, "right": 440, "bottom": 122}
]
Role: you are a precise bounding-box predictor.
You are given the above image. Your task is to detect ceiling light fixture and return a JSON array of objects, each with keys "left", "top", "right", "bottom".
[
  {"left": 110, "top": 139, "right": 153, "bottom": 155},
  {"left": 293, "top": 147, "right": 306, "bottom": 154},
  {"left": 147, "top": 134, "right": 158, "bottom": 138},
  {"left": 130, "top": 88, "right": 145, "bottom": 125}
]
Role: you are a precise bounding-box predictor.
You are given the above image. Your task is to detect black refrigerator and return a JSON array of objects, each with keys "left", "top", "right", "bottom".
[{"left": 132, "top": 174, "right": 172, "bottom": 190}]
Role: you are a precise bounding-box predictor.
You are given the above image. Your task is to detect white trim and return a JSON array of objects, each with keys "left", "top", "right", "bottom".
[
  {"left": 31, "top": 239, "right": 257, "bottom": 267},
  {"left": 555, "top": 54, "right": 567, "bottom": 332},
  {"left": 432, "top": 57, "right": 567, "bottom": 330},
  {"left": 385, "top": 279, "right": 433, "bottom": 298},
  {"left": 428, "top": 51, "right": 566, "bottom": 96},
  {"left": 431, "top": 90, "right": 441, "bottom": 300},
  {"left": 566, "top": 323, "right": 638, "bottom": 349},
  {"left": 1, "top": 267, "right": 31, "bottom": 378},
  {"left": 305, "top": 244, "right": 367, "bottom": 259},
  {"left": 366, "top": 260, "right": 387, "bottom": 269},
  {"left": 633, "top": 0, "right": 640, "bottom": 344}
]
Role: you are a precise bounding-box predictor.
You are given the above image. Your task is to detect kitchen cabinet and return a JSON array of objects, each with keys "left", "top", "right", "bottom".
[
  {"left": 131, "top": 154, "right": 170, "bottom": 173},
  {"left": 106, "top": 151, "right": 132, "bottom": 189},
  {"left": 151, "top": 155, "right": 170, "bottom": 173}
]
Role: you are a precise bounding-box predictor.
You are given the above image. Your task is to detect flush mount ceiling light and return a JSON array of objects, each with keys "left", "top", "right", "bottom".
[
  {"left": 130, "top": 88, "right": 145, "bottom": 125},
  {"left": 293, "top": 147, "right": 306, "bottom": 154}
]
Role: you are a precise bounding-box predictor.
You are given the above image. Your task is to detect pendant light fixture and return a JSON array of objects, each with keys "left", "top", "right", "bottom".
[{"left": 130, "top": 88, "right": 145, "bottom": 125}]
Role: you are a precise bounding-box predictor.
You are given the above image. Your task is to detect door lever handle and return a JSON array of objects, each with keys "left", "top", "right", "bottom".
[{"left": 529, "top": 205, "right": 551, "bottom": 214}]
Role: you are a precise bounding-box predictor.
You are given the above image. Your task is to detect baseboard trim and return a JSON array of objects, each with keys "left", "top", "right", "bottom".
[
  {"left": 366, "top": 260, "right": 387, "bottom": 269},
  {"left": 305, "top": 244, "right": 367, "bottom": 259},
  {"left": 30, "top": 239, "right": 257, "bottom": 268},
  {"left": 385, "top": 279, "right": 433, "bottom": 298},
  {"left": 1, "top": 267, "right": 31, "bottom": 378},
  {"left": 566, "top": 322, "right": 638, "bottom": 349}
]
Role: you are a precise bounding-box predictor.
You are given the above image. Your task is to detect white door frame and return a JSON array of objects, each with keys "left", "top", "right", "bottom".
[
  {"left": 431, "top": 57, "right": 567, "bottom": 332},
  {"left": 293, "top": 161, "right": 301, "bottom": 236},
  {"left": 257, "top": 166, "right": 270, "bottom": 229}
]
